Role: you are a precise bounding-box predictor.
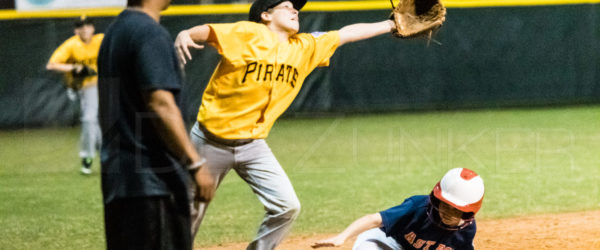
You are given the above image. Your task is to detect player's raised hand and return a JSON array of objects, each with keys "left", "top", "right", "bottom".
[
  {"left": 174, "top": 29, "right": 204, "bottom": 64},
  {"left": 311, "top": 235, "right": 345, "bottom": 248}
]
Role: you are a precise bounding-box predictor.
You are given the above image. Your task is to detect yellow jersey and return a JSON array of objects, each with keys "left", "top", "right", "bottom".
[
  {"left": 48, "top": 34, "right": 104, "bottom": 89},
  {"left": 198, "top": 21, "right": 340, "bottom": 139}
]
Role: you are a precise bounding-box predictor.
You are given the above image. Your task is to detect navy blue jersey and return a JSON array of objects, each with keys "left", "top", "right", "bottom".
[
  {"left": 97, "top": 9, "right": 190, "bottom": 204},
  {"left": 380, "top": 195, "right": 476, "bottom": 250}
]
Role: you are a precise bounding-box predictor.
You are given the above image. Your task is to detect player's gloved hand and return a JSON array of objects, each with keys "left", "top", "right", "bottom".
[
  {"left": 71, "top": 64, "right": 97, "bottom": 77},
  {"left": 390, "top": 0, "right": 446, "bottom": 39},
  {"left": 311, "top": 235, "right": 346, "bottom": 248},
  {"left": 174, "top": 29, "right": 205, "bottom": 65}
]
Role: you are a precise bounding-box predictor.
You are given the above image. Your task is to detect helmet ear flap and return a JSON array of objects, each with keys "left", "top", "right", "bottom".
[
  {"left": 430, "top": 192, "right": 473, "bottom": 219},
  {"left": 428, "top": 193, "right": 474, "bottom": 231},
  {"left": 462, "top": 212, "right": 474, "bottom": 220},
  {"left": 429, "top": 192, "right": 440, "bottom": 208}
]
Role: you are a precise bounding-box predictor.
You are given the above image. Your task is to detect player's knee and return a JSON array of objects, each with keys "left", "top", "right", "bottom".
[
  {"left": 269, "top": 197, "right": 301, "bottom": 220},
  {"left": 290, "top": 201, "right": 301, "bottom": 218},
  {"left": 282, "top": 198, "right": 301, "bottom": 219},
  {"left": 352, "top": 241, "right": 382, "bottom": 250}
]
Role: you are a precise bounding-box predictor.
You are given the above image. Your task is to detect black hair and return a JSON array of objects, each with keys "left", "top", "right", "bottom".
[
  {"left": 74, "top": 16, "right": 93, "bottom": 28},
  {"left": 127, "top": 0, "right": 143, "bottom": 7}
]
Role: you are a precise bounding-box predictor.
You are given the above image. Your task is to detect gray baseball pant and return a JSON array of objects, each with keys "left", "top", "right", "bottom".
[
  {"left": 78, "top": 85, "right": 101, "bottom": 159},
  {"left": 353, "top": 228, "right": 403, "bottom": 250},
  {"left": 189, "top": 123, "right": 301, "bottom": 250}
]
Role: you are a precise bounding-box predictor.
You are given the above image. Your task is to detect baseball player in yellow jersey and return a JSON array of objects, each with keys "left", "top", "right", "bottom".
[
  {"left": 175, "top": 0, "right": 396, "bottom": 248},
  {"left": 47, "top": 16, "right": 103, "bottom": 175}
]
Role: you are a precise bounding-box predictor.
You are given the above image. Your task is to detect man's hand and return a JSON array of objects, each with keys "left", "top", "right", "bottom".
[
  {"left": 193, "top": 165, "right": 215, "bottom": 202},
  {"left": 174, "top": 30, "right": 205, "bottom": 64},
  {"left": 311, "top": 235, "right": 346, "bottom": 248}
]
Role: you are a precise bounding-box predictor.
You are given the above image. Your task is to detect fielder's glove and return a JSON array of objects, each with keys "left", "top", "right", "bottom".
[
  {"left": 71, "top": 64, "right": 97, "bottom": 78},
  {"left": 390, "top": 0, "right": 446, "bottom": 39}
]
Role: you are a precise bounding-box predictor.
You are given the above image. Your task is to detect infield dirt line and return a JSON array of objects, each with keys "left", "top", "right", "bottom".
[{"left": 195, "top": 210, "right": 600, "bottom": 250}]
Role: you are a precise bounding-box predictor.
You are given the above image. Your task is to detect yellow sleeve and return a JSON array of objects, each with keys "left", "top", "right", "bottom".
[
  {"left": 48, "top": 36, "right": 75, "bottom": 64},
  {"left": 207, "top": 21, "right": 263, "bottom": 64},
  {"left": 298, "top": 31, "right": 340, "bottom": 68},
  {"left": 89, "top": 34, "right": 105, "bottom": 69},
  {"left": 94, "top": 33, "right": 105, "bottom": 40}
]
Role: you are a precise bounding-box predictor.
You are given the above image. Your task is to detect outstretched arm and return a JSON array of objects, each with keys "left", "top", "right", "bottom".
[
  {"left": 174, "top": 24, "right": 216, "bottom": 64},
  {"left": 46, "top": 62, "right": 82, "bottom": 74},
  {"left": 338, "top": 20, "right": 395, "bottom": 46},
  {"left": 312, "top": 213, "right": 383, "bottom": 248},
  {"left": 47, "top": 42, "right": 77, "bottom": 74}
]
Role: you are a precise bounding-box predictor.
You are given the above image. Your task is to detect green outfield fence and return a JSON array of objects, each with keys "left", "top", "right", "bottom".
[{"left": 0, "top": 1, "right": 599, "bottom": 128}]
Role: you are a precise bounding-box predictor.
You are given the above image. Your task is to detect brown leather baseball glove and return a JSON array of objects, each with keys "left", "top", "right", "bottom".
[{"left": 390, "top": 0, "right": 446, "bottom": 39}]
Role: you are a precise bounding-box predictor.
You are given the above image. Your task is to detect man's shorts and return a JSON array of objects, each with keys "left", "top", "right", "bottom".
[{"left": 104, "top": 196, "right": 192, "bottom": 250}]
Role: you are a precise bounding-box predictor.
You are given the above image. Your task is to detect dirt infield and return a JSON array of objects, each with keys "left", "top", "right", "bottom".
[{"left": 196, "top": 210, "right": 600, "bottom": 250}]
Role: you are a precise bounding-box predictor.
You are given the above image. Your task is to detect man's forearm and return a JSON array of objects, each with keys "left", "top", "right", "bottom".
[{"left": 146, "top": 90, "right": 201, "bottom": 166}]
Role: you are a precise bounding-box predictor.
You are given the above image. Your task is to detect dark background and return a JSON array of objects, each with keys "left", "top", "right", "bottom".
[{"left": 0, "top": 4, "right": 599, "bottom": 128}]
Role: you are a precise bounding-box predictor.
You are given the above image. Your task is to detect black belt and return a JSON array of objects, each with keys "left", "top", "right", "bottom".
[{"left": 198, "top": 123, "right": 255, "bottom": 147}]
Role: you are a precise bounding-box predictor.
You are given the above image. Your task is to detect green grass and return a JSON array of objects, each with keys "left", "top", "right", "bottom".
[
  {"left": 1, "top": 106, "right": 600, "bottom": 249},
  {"left": 0, "top": 128, "right": 104, "bottom": 249}
]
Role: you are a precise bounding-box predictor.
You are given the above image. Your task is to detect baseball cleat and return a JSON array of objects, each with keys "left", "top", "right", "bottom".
[{"left": 80, "top": 166, "right": 92, "bottom": 175}]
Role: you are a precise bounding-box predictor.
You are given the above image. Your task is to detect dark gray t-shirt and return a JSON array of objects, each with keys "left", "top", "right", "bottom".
[{"left": 98, "top": 9, "right": 190, "bottom": 204}]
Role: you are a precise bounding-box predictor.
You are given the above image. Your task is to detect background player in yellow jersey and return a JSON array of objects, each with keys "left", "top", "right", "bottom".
[
  {"left": 47, "top": 16, "right": 103, "bottom": 175},
  {"left": 175, "top": 0, "right": 397, "bottom": 248}
]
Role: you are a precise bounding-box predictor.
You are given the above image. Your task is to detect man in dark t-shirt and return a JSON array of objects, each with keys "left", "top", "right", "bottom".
[
  {"left": 313, "top": 168, "right": 485, "bottom": 250},
  {"left": 97, "top": 0, "right": 211, "bottom": 249}
]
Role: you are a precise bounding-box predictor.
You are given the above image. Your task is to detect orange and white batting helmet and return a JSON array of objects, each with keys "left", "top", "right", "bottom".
[{"left": 432, "top": 168, "right": 484, "bottom": 214}]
